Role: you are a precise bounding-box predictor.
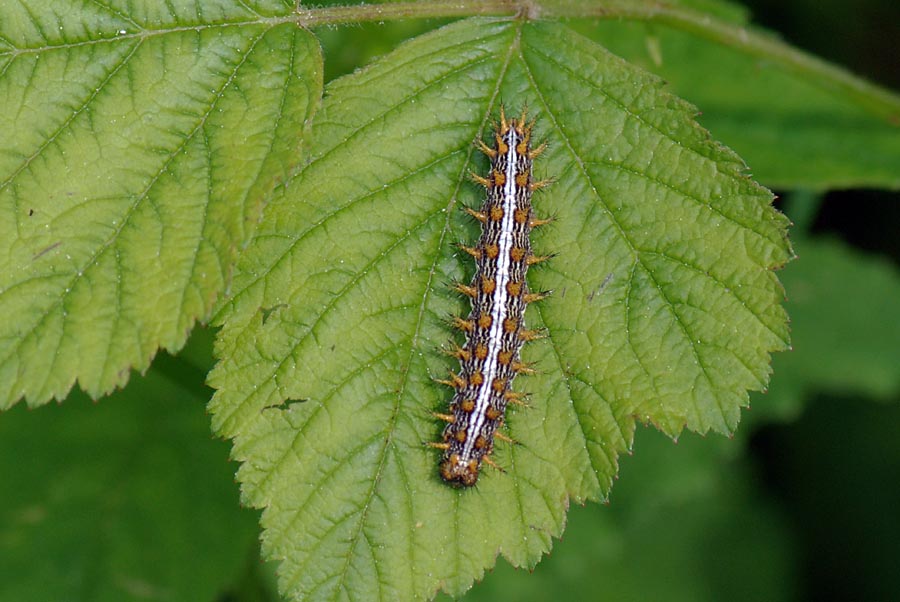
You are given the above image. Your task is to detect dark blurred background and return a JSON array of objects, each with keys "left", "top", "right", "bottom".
[{"left": 745, "top": 1, "right": 900, "bottom": 600}]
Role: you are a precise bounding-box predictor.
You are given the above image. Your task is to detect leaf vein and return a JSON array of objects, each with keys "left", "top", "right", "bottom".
[
  {"left": 221, "top": 206, "right": 440, "bottom": 431},
  {"left": 87, "top": 0, "right": 142, "bottom": 30},
  {"left": 278, "top": 431, "right": 386, "bottom": 595},
  {"left": 640, "top": 248, "right": 784, "bottom": 342},
  {"left": 302, "top": 51, "right": 497, "bottom": 175},
  {"left": 584, "top": 158, "right": 776, "bottom": 251},
  {"left": 0, "top": 40, "right": 142, "bottom": 195},
  {"left": 224, "top": 149, "right": 465, "bottom": 319},
  {"left": 522, "top": 53, "right": 734, "bottom": 432},
  {"left": 0, "top": 29, "right": 271, "bottom": 398}
]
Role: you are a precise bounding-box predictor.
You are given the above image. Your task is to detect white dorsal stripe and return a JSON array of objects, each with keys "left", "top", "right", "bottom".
[{"left": 460, "top": 126, "right": 520, "bottom": 459}]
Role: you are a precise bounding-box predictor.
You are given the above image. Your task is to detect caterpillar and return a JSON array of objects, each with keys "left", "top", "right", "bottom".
[{"left": 432, "top": 106, "right": 551, "bottom": 487}]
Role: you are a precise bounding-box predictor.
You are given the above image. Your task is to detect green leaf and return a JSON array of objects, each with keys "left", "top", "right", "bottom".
[
  {"left": 576, "top": 19, "right": 900, "bottom": 190},
  {"left": 208, "top": 18, "right": 790, "bottom": 600},
  {"left": 757, "top": 234, "right": 900, "bottom": 420},
  {"left": 0, "top": 1, "right": 322, "bottom": 408},
  {"left": 0, "top": 331, "right": 259, "bottom": 601}
]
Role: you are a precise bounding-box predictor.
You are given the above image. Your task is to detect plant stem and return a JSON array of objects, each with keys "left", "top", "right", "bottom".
[
  {"left": 293, "top": 0, "right": 900, "bottom": 124},
  {"left": 295, "top": 0, "right": 519, "bottom": 24}
]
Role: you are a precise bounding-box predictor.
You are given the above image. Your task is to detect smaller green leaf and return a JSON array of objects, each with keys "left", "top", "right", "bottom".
[
  {"left": 577, "top": 18, "right": 900, "bottom": 190},
  {"left": 0, "top": 2, "right": 322, "bottom": 408},
  {"left": 0, "top": 331, "right": 259, "bottom": 602}
]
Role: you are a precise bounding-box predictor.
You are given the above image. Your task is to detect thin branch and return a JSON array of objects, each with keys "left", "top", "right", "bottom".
[
  {"left": 295, "top": 0, "right": 521, "bottom": 25},
  {"left": 4, "top": 0, "right": 897, "bottom": 123}
]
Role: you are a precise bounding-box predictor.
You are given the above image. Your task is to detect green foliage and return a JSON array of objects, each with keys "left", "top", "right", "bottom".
[
  {"left": 0, "top": 6, "right": 321, "bottom": 406},
  {"left": 581, "top": 20, "right": 900, "bottom": 189},
  {"left": 1, "top": 1, "right": 899, "bottom": 601},
  {"left": 452, "top": 429, "right": 796, "bottom": 602},
  {"left": 0, "top": 330, "right": 259, "bottom": 601},
  {"left": 755, "top": 199, "right": 900, "bottom": 421}
]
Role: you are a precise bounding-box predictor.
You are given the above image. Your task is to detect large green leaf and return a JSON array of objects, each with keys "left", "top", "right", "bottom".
[
  {"left": 0, "top": 331, "right": 259, "bottom": 602},
  {"left": 0, "top": 1, "right": 322, "bottom": 408},
  {"left": 208, "top": 18, "right": 790, "bottom": 600}
]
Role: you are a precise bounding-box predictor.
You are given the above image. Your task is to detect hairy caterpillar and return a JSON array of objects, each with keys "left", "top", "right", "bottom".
[{"left": 432, "top": 107, "right": 551, "bottom": 487}]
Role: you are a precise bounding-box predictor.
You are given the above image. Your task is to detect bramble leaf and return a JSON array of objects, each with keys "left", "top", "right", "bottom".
[
  {"left": 0, "top": 1, "right": 322, "bottom": 408},
  {"left": 208, "top": 18, "right": 791, "bottom": 600}
]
